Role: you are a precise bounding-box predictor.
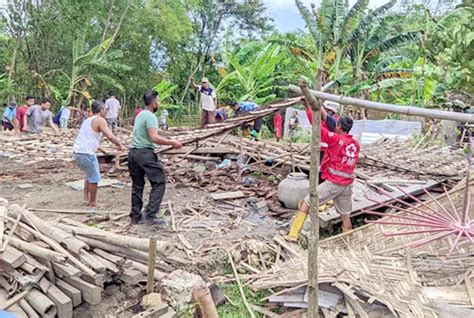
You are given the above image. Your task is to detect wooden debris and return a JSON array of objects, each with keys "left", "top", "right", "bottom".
[
  {"left": 63, "top": 276, "right": 101, "bottom": 305},
  {"left": 210, "top": 191, "right": 246, "bottom": 200}
]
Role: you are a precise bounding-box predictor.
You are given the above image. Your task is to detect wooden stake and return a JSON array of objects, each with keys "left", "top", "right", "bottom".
[
  {"left": 146, "top": 236, "right": 158, "bottom": 294},
  {"left": 300, "top": 79, "right": 321, "bottom": 318},
  {"left": 227, "top": 252, "right": 255, "bottom": 318}
]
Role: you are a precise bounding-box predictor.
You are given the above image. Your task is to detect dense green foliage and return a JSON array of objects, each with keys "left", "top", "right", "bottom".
[{"left": 0, "top": 0, "right": 472, "bottom": 117}]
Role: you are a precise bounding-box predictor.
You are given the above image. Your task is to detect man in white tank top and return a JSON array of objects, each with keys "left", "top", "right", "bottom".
[{"left": 73, "top": 100, "right": 127, "bottom": 207}]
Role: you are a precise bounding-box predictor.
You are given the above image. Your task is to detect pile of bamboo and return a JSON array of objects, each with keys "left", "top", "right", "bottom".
[
  {"left": 0, "top": 129, "right": 132, "bottom": 165},
  {"left": 0, "top": 199, "right": 172, "bottom": 317}
]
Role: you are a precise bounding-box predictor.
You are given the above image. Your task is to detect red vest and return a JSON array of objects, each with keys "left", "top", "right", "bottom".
[{"left": 320, "top": 127, "right": 359, "bottom": 186}]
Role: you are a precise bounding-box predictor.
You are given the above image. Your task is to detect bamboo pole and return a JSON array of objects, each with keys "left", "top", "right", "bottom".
[
  {"left": 59, "top": 219, "right": 172, "bottom": 256},
  {"left": 299, "top": 79, "right": 321, "bottom": 318},
  {"left": 288, "top": 85, "right": 474, "bottom": 123}
]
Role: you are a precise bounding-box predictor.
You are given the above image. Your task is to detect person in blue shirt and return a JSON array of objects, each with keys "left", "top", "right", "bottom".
[
  {"left": 2, "top": 102, "right": 16, "bottom": 131},
  {"left": 229, "top": 100, "right": 263, "bottom": 139}
]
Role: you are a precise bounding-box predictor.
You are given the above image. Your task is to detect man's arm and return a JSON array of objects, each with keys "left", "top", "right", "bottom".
[
  {"left": 49, "top": 120, "right": 59, "bottom": 132},
  {"left": 190, "top": 78, "right": 199, "bottom": 89},
  {"left": 23, "top": 111, "right": 28, "bottom": 131},
  {"left": 14, "top": 116, "right": 21, "bottom": 132},
  {"left": 98, "top": 118, "right": 127, "bottom": 151},
  {"left": 147, "top": 128, "right": 182, "bottom": 149},
  {"left": 320, "top": 104, "right": 328, "bottom": 122}
]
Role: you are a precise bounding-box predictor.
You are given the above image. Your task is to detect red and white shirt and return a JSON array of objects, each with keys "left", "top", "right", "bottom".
[{"left": 320, "top": 126, "right": 360, "bottom": 186}]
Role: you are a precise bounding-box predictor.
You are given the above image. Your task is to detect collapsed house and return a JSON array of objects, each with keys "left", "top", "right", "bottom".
[{"left": 0, "top": 97, "right": 472, "bottom": 317}]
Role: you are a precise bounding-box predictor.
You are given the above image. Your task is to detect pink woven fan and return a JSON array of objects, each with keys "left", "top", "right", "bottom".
[{"left": 364, "top": 133, "right": 473, "bottom": 257}]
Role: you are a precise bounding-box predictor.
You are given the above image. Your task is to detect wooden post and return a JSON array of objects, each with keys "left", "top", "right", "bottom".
[
  {"left": 146, "top": 236, "right": 158, "bottom": 294},
  {"left": 299, "top": 78, "right": 321, "bottom": 318}
]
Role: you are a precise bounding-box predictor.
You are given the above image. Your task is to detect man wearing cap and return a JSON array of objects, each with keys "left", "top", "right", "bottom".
[{"left": 191, "top": 77, "right": 217, "bottom": 128}]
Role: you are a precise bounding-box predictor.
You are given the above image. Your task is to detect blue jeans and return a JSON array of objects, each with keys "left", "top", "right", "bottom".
[{"left": 73, "top": 153, "right": 101, "bottom": 183}]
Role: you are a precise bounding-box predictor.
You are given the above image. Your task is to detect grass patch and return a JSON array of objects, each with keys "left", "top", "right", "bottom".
[{"left": 217, "top": 283, "right": 270, "bottom": 318}]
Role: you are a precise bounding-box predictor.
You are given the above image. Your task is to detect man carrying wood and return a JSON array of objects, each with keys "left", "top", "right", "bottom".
[
  {"left": 285, "top": 108, "right": 360, "bottom": 240},
  {"left": 73, "top": 100, "right": 127, "bottom": 207},
  {"left": 128, "top": 90, "right": 183, "bottom": 225}
]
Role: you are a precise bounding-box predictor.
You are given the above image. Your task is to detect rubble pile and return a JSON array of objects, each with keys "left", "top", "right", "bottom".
[{"left": 0, "top": 199, "right": 178, "bottom": 317}]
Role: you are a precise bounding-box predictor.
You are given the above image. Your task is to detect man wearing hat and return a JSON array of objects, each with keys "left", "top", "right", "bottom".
[{"left": 192, "top": 77, "right": 217, "bottom": 128}]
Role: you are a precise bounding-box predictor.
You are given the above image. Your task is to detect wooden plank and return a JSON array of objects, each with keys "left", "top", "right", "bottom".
[
  {"left": 210, "top": 191, "right": 246, "bottom": 201},
  {"left": 63, "top": 276, "right": 101, "bottom": 305},
  {"left": 39, "top": 278, "right": 73, "bottom": 318},
  {"left": 1, "top": 246, "right": 26, "bottom": 268},
  {"left": 53, "top": 262, "right": 81, "bottom": 278},
  {"left": 56, "top": 279, "right": 82, "bottom": 307}
]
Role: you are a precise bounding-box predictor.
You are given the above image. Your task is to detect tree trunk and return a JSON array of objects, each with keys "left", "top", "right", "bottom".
[
  {"left": 7, "top": 37, "right": 20, "bottom": 103},
  {"left": 300, "top": 70, "right": 322, "bottom": 318}
]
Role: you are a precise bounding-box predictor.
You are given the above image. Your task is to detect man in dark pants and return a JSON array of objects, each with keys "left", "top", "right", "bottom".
[{"left": 128, "top": 90, "right": 183, "bottom": 225}]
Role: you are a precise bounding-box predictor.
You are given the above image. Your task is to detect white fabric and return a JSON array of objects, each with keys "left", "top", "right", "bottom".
[
  {"left": 73, "top": 116, "right": 103, "bottom": 154},
  {"left": 60, "top": 108, "right": 71, "bottom": 120},
  {"left": 105, "top": 98, "right": 121, "bottom": 119},
  {"left": 198, "top": 85, "right": 216, "bottom": 111}
]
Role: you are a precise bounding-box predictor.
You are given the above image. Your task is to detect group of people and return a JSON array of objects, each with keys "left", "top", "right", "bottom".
[
  {"left": 3, "top": 77, "right": 359, "bottom": 234},
  {"left": 1, "top": 92, "right": 122, "bottom": 134},
  {"left": 72, "top": 90, "right": 182, "bottom": 227},
  {"left": 2, "top": 97, "right": 58, "bottom": 133}
]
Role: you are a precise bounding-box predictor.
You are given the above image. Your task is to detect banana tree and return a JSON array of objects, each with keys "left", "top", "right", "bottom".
[
  {"left": 347, "top": 0, "right": 421, "bottom": 83},
  {"left": 64, "top": 30, "right": 131, "bottom": 106},
  {"left": 216, "top": 43, "right": 287, "bottom": 104}
]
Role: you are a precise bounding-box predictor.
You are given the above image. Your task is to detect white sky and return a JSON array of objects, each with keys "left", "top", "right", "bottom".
[
  {"left": 265, "top": 0, "right": 393, "bottom": 32},
  {"left": 0, "top": 0, "right": 396, "bottom": 32}
]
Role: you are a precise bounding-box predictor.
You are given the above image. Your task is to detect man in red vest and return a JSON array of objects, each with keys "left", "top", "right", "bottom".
[{"left": 285, "top": 106, "right": 360, "bottom": 241}]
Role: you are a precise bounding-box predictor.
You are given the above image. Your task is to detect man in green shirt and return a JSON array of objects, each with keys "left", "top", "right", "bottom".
[{"left": 129, "top": 90, "right": 183, "bottom": 225}]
